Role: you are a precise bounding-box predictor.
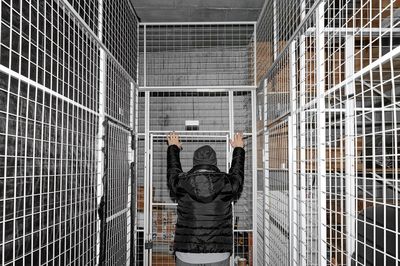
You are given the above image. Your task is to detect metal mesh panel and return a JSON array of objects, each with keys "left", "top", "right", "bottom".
[
  {"left": 137, "top": 87, "right": 256, "bottom": 263},
  {"left": 234, "top": 135, "right": 253, "bottom": 230},
  {"left": 103, "top": 0, "right": 138, "bottom": 80},
  {"left": 234, "top": 91, "right": 252, "bottom": 133},
  {"left": 104, "top": 213, "right": 128, "bottom": 265},
  {"left": 105, "top": 58, "right": 131, "bottom": 126},
  {"left": 151, "top": 205, "right": 177, "bottom": 266},
  {"left": 0, "top": 73, "right": 98, "bottom": 265},
  {"left": 148, "top": 92, "right": 230, "bottom": 132},
  {"left": 261, "top": 0, "right": 400, "bottom": 265},
  {"left": 265, "top": 51, "right": 291, "bottom": 124},
  {"left": 256, "top": 0, "right": 318, "bottom": 87},
  {"left": 256, "top": 2, "right": 274, "bottom": 85},
  {"left": 265, "top": 121, "right": 290, "bottom": 265},
  {"left": 135, "top": 230, "right": 144, "bottom": 266},
  {"left": 66, "top": 0, "right": 99, "bottom": 34},
  {"left": 0, "top": 0, "right": 104, "bottom": 264},
  {"left": 135, "top": 136, "right": 145, "bottom": 265},
  {"left": 151, "top": 135, "right": 228, "bottom": 204},
  {"left": 0, "top": 0, "right": 140, "bottom": 265},
  {"left": 139, "top": 24, "right": 255, "bottom": 88},
  {"left": 150, "top": 134, "right": 228, "bottom": 265},
  {"left": 234, "top": 231, "right": 254, "bottom": 265},
  {"left": 104, "top": 122, "right": 130, "bottom": 218},
  {"left": 138, "top": 26, "right": 145, "bottom": 88},
  {"left": 256, "top": 191, "right": 264, "bottom": 265},
  {"left": 0, "top": 0, "right": 100, "bottom": 110},
  {"left": 137, "top": 92, "right": 145, "bottom": 134}
]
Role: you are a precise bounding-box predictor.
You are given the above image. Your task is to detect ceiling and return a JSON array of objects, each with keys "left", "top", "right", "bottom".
[{"left": 131, "top": 0, "right": 265, "bottom": 22}]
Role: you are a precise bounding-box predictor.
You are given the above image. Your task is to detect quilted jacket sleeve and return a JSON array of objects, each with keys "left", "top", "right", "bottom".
[
  {"left": 228, "top": 147, "right": 245, "bottom": 201},
  {"left": 167, "top": 145, "right": 183, "bottom": 199}
]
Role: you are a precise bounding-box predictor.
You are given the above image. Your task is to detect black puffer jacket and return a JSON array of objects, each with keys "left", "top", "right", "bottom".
[{"left": 167, "top": 145, "right": 245, "bottom": 254}]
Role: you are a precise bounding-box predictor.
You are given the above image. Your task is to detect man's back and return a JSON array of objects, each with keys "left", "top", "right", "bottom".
[
  {"left": 172, "top": 162, "right": 236, "bottom": 253},
  {"left": 166, "top": 133, "right": 245, "bottom": 265}
]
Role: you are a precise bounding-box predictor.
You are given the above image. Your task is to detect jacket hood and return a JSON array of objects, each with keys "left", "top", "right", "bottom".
[
  {"left": 193, "top": 145, "right": 218, "bottom": 167},
  {"left": 181, "top": 165, "right": 225, "bottom": 203}
]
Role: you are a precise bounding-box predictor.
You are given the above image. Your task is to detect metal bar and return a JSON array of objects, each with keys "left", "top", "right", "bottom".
[
  {"left": 252, "top": 90, "right": 258, "bottom": 265},
  {"left": 139, "top": 21, "right": 257, "bottom": 26},
  {"left": 143, "top": 25, "right": 147, "bottom": 87},
  {"left": 253, "top": 24, "right": 257, "bottom": 87},
  {"left": 0, "top": 65, "right": 98, "bottom": 116},
  {"left": 301, "top": 44, "right": 400, "bottom": 111},
  {"left": 62, "top": 0, "right": 136, "bottom": 83},
  {"left": 96, "top": 48, "right": 106, "bottom": 265},
  {"left": 345, "top": 34, "right": 356, "bottom": 265},
  {"left": 151, "top": 134, "right": 228, "bottom": 138},
  {"left": 143, "top": 91, "right": 150, "bottom": 266},
  {"left": 138, "top": 86, "right": 257, "bottom": 91},
  {"left": 289, "top": 39, "right": 297, "bottom": 266},
  {"left": 148, "top": 134, "right": 154, "bottom": 266},
  {"left": 315, "top": 3, "right": 327, "bottom": 265},
  {"left": 134, "top": 87, "right": 140, "bottom": 265},
  {"left": 304, "top": 27, "right": 400, "bottom": 34},
  {"left": 106, "top": 209, "right": 129, "bottom": 223},
  {"left": 263, "top": 79, "right": 270, "bottom": 266},
  {"left": 273, "top": 0, "right": 278, "bottom": 61},
  {"left": 127, "top": 81, "right": 135, "bottom": 265},
  {"left": 260, "top": 0, "right": 323, "bottom": 83},
  {"left": 149, "top": 130, "right": 231, "bottom": 134}
]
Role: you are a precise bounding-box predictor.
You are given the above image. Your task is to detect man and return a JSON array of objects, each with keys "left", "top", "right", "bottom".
[{"left": 167, "top": 132, "right": 245, "bottom": 266}]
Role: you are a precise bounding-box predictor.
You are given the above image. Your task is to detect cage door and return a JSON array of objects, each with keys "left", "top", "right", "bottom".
[{"left": 145, "top": 134, "right": 230, "bottom": 266}]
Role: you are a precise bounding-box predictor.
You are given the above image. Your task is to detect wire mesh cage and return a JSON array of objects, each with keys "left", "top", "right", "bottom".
[
  {"left": 259, "top": 0, "right": 400, "bottom": 265},
  {"left": 0, "top": 72, "right": 99, "bottom": 265},
  {"left": 0, "top": 0, "right": 138, "bottom": 265},
  {"left": 139, "top": 23, "right": 256, "bottom": 88},
  {"left": 101, "top": 122, "right": 131, "bottom": 265}
]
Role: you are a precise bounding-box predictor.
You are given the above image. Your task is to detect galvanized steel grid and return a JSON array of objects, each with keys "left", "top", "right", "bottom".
[
  {"left": 136, "top": 93, "right": 257, "bottom": 265},
  {"left": 139, "top": 23, "right": 257, "bottom": 89},
  {"left": 0, "top": 0, "right": 138, "bottom": 265},
  {"left": 259, "top": 0, "right": 400, "bottom": 265}
]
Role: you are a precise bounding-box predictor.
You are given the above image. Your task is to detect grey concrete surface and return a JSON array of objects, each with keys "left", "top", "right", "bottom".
[{"left": 132, "top": 0, "right": 264, "bottom": 22}]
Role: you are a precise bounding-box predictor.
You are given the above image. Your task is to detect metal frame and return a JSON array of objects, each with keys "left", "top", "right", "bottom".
[
  {"left": 344, "top": 34, "right": 356, "bottom": 266},
  {"left": 315, "top": 3, "right": 327, "bottom": 265},
  {"left": 0, "top": 0, "right": 138, "bottom": 265},
  {"left": 139, "top": 22, "right": 257, "bottom": 91},
  {"left": 138, "top": 89, "right": 258, "bottom": 265},
  {"left": 259, "top": 0, "right": 400, "bottom": 265}
]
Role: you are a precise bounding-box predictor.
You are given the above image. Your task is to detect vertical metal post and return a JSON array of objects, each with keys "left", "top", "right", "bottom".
[
  {"left": 144, "top": 25, "right": 147, "bottom": 87},
  {"left": 126, "top": 82, "right": 135, "bottom": 265},
  {"left": 253, "top": 24, "right": 257, "bottom": 87},
  {"left": 96, "top": 1, "right": 105, "bottom": 264},
  {"left": 299, "top": 1, "right": 307, "bottom": 264},
  {"left": 134, "top": 20, "right": 140, "bottom": 266},
  {"left": 143, "top": 91, "right": 150, "bottom": 266},
  {"left": 273, "top": 0, "right": 278, "bottom": 61},
  {"left": 228, "top": 91, "right": 234, "bottom": 266},
  {"left": 289, "top": 40, "right": 297, "bottom": 266},
  {"left": 345, "top": 35, "right": 356, "bottom": 266},
  {"left": 316, "top": 2, "right": 327, "bottom": 265},
  {"left": 252, "top": 90, "right": 258, "bottom": 266},
  {"left": 263, "top": 79, "right": 270, "bottom": 266},
  {"left": 148, "top": 134, "right": 154, "bottom": 266},
  {"left": 299, "top": 33, "right": 307, "bottom": 266},
  {"left": 96, "top": 49, "right": 106, "bottom": 266},
  {"left": 134, "top": 87, "right": 140, "bottom": 265}
]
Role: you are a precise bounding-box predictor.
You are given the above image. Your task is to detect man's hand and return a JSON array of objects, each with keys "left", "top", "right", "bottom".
[
  {"left": 167, "top": 132, "right": 182, "bottom": 149},
  {"left": 230, "top": 132, "right": 244, "bottom": 148}
]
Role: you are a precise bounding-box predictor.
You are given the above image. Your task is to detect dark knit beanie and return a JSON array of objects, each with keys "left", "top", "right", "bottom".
[{"left": 193, "top": 145, "right": 217, "bottom": 167}]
